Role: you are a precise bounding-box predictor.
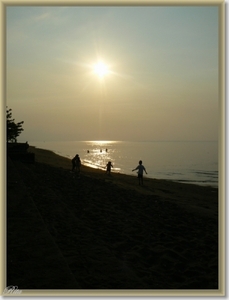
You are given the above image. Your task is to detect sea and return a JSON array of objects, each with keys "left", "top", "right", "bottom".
[{"left": 30, "top": 140, "right": 218, "bottom": 187}]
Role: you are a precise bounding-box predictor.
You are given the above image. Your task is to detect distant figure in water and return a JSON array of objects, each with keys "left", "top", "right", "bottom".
[
  {"left": 72, "top": 154, "right": 81, "bottom": 174},
  {"left": 106, "top": 148, "right": 108, "bottom": 152},
  {"left": 106, "top": 161, "right": 113, "bottom": 175},
  {"left": 87, "top": 150, "right": 90, "bottom": 153},
  {"left": 132, "top": 160, "right": 147, "bottom": 186}
]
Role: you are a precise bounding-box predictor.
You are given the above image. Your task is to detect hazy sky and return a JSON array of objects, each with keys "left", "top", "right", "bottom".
[{"left": 6, "top": 5, "right": 219, "bottom": 142}]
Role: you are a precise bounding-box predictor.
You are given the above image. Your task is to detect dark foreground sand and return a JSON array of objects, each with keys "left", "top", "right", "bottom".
[{"left": 7, "top": 146, "right": 219, "bottom": 292}]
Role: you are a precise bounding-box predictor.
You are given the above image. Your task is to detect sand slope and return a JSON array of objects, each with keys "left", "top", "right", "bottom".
[{"left": 6, "top": 146, "right": 218, "bottom": 291}]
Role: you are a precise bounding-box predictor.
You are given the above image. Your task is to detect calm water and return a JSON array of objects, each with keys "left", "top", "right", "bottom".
[{"left": 30, "top": 140, "right": 218, "bottom": 187}]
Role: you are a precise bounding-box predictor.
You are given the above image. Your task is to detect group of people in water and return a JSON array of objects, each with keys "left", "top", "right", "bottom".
[
  {"left": 71, "top": 154, "right": 147, "bottom": 186},
  {"left": 87, "top": 149, "right": 108, "bottom": 154}
]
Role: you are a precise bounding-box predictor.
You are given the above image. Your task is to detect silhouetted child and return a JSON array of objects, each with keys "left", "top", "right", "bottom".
[
  {"left": 106, "top": 161, "right": 113, "bottom": 175},
  {"left": 132, "top": 160, "right": 147, "bottom": 186}
]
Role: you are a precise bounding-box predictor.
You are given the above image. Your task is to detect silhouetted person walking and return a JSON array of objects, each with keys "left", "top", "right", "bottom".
[
  {"left": 132, "top": 160, "right": 147, "bottom": 186},
  {"left": 72, "top": 154, "right": 81, "bottom": 174},
  {"left": 106, "top": 161, "right": 113, "bottom": 175}
]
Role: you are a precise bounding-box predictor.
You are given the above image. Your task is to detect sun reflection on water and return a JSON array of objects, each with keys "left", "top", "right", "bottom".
[
  {"left": 82, "top": 141, "right": 121, "bottom": 172},
  {"left": 86, "top": 140, "right": 119, "bottom": 145}
]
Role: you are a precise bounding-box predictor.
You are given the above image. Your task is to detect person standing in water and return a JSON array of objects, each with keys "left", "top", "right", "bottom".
[{"left": 132, "top": 160, "right": 147, "bottom": 186}]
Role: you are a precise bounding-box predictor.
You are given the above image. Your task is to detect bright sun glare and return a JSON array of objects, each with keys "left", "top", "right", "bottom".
[{"left": 93, "top": 61, "right": 109, "bottom": 77}]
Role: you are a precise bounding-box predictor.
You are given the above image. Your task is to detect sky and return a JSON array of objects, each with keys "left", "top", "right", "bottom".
[{"left": 6, "top": 5, "right": 219, "bottom": 142}]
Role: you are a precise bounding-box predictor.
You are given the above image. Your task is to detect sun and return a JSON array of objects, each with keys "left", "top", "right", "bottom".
[{"left": 93, "top": 61, "right": 109, "bottom": 78}]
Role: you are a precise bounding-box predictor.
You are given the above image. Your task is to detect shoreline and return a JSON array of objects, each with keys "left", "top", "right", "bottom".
[
  {"left": 28, "top": 140, "right": 218, "bottom": 188},
  {"left": 27, "top": 146, "right": 218, "bottom": 219},
  {"left": 29, "top": 145, "right": 218, "bottom": 190}
]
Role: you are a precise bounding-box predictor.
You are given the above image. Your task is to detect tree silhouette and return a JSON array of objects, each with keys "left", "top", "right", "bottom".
[{"left": 7, "top": 107, "right": 24, "bottom": 143}]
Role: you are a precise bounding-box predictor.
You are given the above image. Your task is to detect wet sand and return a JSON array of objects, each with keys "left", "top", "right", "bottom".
[{"left": 7, "top": 146, "right": 218, "bottom": 292}]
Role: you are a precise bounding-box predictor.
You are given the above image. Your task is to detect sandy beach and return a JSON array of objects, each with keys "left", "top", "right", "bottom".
[{"left": 6, "top": 146, "right": 219, "bottom": 292}]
